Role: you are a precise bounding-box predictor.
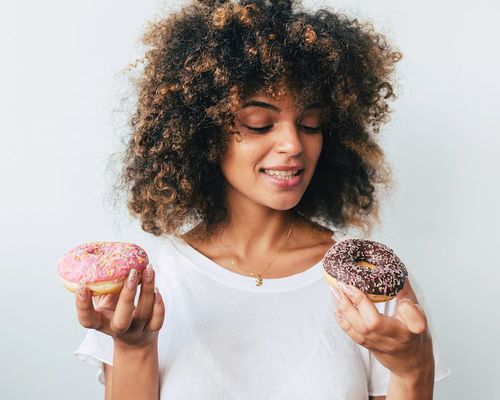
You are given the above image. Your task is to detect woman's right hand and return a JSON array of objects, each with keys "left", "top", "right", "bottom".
[{"left": 74, "top": 264, "right": 165, "bottom": 349}]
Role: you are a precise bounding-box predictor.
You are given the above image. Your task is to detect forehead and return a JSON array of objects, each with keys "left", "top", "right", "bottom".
[
  {"left": 241, "top": 83, "right": 324, "bottom": 112},
  {"left": 233, "top": 79, "right": 331, "bottom": 121}
]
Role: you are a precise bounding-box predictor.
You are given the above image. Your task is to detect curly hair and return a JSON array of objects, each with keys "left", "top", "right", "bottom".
[{"left": 111, "top": 0, "right": 402, "bottom": 239}]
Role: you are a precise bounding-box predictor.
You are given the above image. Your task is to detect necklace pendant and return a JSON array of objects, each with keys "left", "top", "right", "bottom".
[{"left": 256, "top": 274, "right": 263, "bottom": 286}]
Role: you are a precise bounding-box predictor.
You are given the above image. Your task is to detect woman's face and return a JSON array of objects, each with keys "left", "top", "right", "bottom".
[{"left": 219, "top": 89, "right": 324, "bottom": 211}]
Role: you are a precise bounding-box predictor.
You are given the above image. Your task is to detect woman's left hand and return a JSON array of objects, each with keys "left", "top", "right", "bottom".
[{"left": 331, "top": 279, "right": 435, "bottom": 380}]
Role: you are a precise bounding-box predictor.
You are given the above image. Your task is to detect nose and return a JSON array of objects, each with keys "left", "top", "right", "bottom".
[{"left": 274, "top": 122, "right": 303, "bottom": 156}]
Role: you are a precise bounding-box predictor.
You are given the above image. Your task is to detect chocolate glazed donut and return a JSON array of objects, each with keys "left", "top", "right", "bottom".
[{"left": 322, "top": 239, "right": 408, "bottom": 302}]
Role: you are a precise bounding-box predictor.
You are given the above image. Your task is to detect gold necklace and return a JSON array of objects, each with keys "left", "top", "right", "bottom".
[{"left": 216, "top": 217, "right": 296, "bottom": 287}]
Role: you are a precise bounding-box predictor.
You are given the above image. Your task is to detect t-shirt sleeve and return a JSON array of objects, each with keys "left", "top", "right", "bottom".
[
  {"left": 367, "top": 272, "right": 452, "bottom": 397},
  {"left": 73, "top": 328, "right": 114, "bottom": 386}
]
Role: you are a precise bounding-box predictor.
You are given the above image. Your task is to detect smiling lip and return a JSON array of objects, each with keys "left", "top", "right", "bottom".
[
  {"left": 262, "top": 165, "right": 304, "bottom": 171},
  {"left": 261, "top": 169, "right": 303, "bottom": 189}
]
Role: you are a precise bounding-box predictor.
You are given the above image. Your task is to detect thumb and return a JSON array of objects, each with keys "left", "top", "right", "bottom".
[{"left": 396, "top": 298, "right": 428, "bottom": 334}]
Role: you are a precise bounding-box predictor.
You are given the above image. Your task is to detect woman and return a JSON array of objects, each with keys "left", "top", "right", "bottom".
[{"left": 74, "top": 0, "right": 450, "bottom": 398}]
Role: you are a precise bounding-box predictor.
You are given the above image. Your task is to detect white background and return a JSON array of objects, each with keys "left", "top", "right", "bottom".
[{"left": 1, "top": 0, "right": 499, "bottom": 398}]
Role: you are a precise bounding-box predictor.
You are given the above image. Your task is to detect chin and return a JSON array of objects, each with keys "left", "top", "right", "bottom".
[{"left": 265, "top": 195, "right": 303, "bottom": 211}]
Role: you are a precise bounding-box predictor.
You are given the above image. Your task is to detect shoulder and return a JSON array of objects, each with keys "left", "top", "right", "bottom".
[
  {"left": 292, "top": 215, "right": 336, "bottom": 251},
  {"left": 180, "top": 227, "right": 219, "bottom": 260},
  {"left": 285, "top": 215, "right": 336, "bottom": 268},
  {"left": 181, "top": 215, "right": 335, "bottom": 253}
]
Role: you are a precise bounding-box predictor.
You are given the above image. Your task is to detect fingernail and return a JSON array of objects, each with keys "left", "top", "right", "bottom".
[
  {"left": 145, "top": 264, "right": 154, "bottom": 282},
  {"left": 77, "top": 283, "right": 87, "bottom": 301},
  {"left": 154, "top": 287, "right": 161, "bottom": 304},
  {"left": 330, "top": 286, "right": 341, "bottom": 302},
  {"left": 335, "top": 310, "right": 343, "bottom": 320},
  {"left": 127, "top": 269, "right": 137, "bottom": 288},
  {"left": 337, "top": 281, "right": 355, "bottom": 297}
]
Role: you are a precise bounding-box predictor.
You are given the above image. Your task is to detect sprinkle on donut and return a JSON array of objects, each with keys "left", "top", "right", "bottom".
[
  {"left": 57, "top": 242, "right": 149, "bottom": 295},
  {"left": 322, "top": 239, "right": 408, "bottom": 301}
]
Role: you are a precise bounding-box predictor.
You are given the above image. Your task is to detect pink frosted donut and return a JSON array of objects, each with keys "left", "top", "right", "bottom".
[
  {"left": 322, "top": 239, "right": 408, "bottom": 302},
  {"left": 57, "top": 242, "right": 149, "bottom": 296}
]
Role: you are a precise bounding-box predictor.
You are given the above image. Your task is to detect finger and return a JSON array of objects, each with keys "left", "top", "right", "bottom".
[
  {"left": 334, "top": 310, "right": 378, "bottom": 351},
  {"left": 396, "top": 298, "right": 428, "bottom": 334},
  {"left": 333, "top": 283, "right": 412, "bottom": 345},
  {"left": 134, "top": 264, "right": 156, "bottom": 327},
  {"left": 396, "top": 279, "right": 419, "bottom": 304},
  {"left": 144, "top": 287, "right": 165, "bottom": 332},
  {"left": 395, "top": 278, "right": 427, "bottom": 333},
  {"left": 334, "top": 283, "right": 388, "bottom": 342},
  {"left": 111, "top": 269, "right": 139, "bottom": 334},
  {"left": 337, "top": 283, "right": 386, "bottom": 336},
  {"left": 94, "top": 292, "right": 120, "bottom": 310},
  {"left": 75, "top": 283, "right": 106, "bottom": 331}
]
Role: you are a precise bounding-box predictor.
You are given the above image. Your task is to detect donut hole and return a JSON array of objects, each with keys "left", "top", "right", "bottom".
[{"left": 355, "top": 260, "right": 376, "bottom": 270}]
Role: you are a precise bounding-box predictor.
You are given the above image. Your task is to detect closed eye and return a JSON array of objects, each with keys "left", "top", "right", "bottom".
[
  {"left": 299, "top": 125, "right": 322, "bottom": 133},
  {"left": 245, "top": 125, "right": 273, "bottom": 133},
  {"left": 245, "top": 125, "right": 321, "bottom": 133}
]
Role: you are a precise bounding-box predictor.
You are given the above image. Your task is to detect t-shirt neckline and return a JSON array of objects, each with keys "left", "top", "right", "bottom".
[{"left": 168, "top": 235, "right": 324, "bottom": 293}]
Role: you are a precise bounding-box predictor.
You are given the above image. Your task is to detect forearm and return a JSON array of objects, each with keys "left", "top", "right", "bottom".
[
  {"left": 386, "top": 364, "right": 434, "bottom": 400},
  {"left": 111, "top": 339, "right": 160, "bottom": 400}
]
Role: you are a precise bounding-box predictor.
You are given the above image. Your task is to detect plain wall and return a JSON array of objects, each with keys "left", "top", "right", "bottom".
[{"left": 2, "top": 0, "right": 499, "bottom": 398}]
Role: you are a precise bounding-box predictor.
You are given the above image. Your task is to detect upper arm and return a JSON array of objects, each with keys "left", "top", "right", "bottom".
[{"left": 103, "top": 363, "right": 112, "bottom": 400}]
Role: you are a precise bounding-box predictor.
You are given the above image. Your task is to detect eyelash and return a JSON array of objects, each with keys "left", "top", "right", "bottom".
[{"left": 245, "top": 125, "right": 321, "bottom": 134}]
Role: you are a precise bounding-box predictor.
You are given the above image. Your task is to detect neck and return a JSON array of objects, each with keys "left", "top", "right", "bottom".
[{"left": 212, "top": 193, "right": 298, "bottom": 259}]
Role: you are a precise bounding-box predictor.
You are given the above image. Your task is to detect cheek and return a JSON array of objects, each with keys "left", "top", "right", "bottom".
[
  {"left": 219, "top": 137, "right": 266, "bottom": 180},
  {"left": 305, "top": 134, "right": 323, "bottom": 165}
]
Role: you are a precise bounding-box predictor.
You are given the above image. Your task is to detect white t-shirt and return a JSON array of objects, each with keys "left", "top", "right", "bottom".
[{"left": 74, "top": 235, "right": 451, "bottom": 399}]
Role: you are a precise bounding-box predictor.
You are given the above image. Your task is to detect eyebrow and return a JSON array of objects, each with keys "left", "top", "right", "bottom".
[{"left": 240, "top": 100, "right": 322, "bottom": 113}]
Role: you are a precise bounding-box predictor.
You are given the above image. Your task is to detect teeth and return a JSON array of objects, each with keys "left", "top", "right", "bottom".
[{"left": 264, "top": 169, "right": 300, "bottom": 178}]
